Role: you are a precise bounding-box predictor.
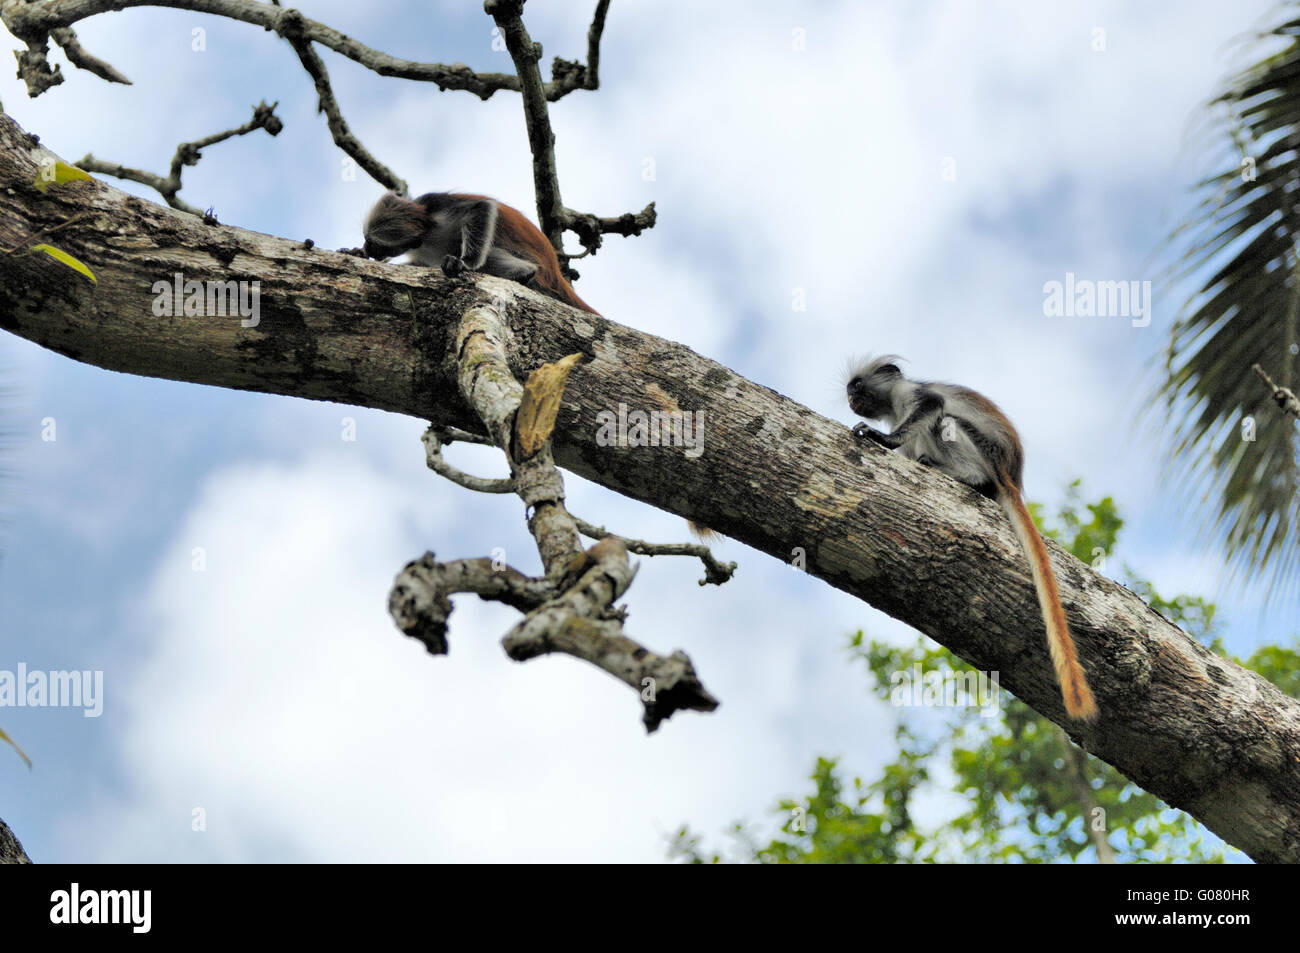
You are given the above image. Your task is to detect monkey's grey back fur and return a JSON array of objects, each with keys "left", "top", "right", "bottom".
[{"left": 846, "top": 355, "right": 1023, "bottom": 493}]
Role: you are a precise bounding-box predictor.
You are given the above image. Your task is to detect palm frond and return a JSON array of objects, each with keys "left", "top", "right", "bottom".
[{"left": 1162, "top": 4, "right": 1300, "bottom": 602}]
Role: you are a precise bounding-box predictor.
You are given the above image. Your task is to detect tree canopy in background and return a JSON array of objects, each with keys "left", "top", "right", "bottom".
[{"left": 673, "top": 485, "right": 1300, "bottom": 863}]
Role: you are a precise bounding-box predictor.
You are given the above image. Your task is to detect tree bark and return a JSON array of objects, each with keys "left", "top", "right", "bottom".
[
  {"left": 2, "top": 113, "right": 1298, "bottom": 862},
  {"left": 0, "top": 816, "right": 31, "bottom": 863}
]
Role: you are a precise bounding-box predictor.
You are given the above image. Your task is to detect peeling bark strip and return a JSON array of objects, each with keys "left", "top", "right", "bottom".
[
  {"left": 1, "top": 114, "right": 1299, "bottom": 858},
  {"left": 516, "top": 352, "right": 584, "bottom": 458}
]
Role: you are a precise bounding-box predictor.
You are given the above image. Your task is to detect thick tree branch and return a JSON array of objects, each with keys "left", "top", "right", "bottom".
[{"left": 2, "top": 115, "right": 1300, "bottom": 860}]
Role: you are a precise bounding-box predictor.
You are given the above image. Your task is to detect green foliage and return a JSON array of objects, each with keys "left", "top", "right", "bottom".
[
  {"left": 31, "top": 160, "right": 92, "bottom": 193},
  {"left": 28, "top": 243, "right": 96, "bottom": 284},
  {"left": 1028, "top": 479, "right": 1122, "bottom": 566},
  {"left": 672, "top": 486, "right": 1299, "bottom": 863},
  {"left": 0, "top": 727, "right": 31, "bottom": 769},
  {"left": 1239, "top": 643, "right": 1300, "bottom": 700}
]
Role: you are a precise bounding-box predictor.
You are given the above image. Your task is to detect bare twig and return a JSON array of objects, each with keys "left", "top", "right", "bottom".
[
  {"left": 562, "top": 203, "right": 658, "bottom": 261},
  {"left": 485, "top": 0, "right": 567, "bottom": 250},
  {"left": 573, "top": 516, "right": 737, "bottom": 586},
  {"left": 50, "top": 25, "right": 130, "bottom": 84},
  {"left": 485, "top": 0, "right": 656, "bottom": 276},
  {"left": 275, "top": 9, "right": 406, "bottom": 195},
  {"left": 432, "top": 425, "right": 494, "bottom": 446},
  {"left": 422, "top": 425, "right": 734, "bottom": 584},
  {"left": 1253, "top": 363, "right": 1300, "bottom": 420},
  {"left": 76, "top": 101, "right": 282, "bottom": 214},
  {"left": 422, "top": 426, "right": 512, "bottom": 493},
  {"left": 1, "top": 0, "right": 598, "bottom": 101},
  {"left": 584, "top": 0, "right": 610, "bottom": 89},
  {"left": 547, "top": 0, "right": 610, "bottom": 96}
]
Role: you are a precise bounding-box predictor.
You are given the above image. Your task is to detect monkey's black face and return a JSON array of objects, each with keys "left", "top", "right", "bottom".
[
  {"left": 363, "top": 235, "right": 422, "bottom": 260},
  {"left": 846, "top": 376, "right": 890, "bottom": 420},
  {"left": 363, "top": 192, "right": 433, "bottom": 259}
]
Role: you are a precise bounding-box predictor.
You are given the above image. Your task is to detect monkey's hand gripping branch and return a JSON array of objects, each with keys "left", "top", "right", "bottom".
[{"left": 387, "top": 299, "right": 719, "bottom": 732}]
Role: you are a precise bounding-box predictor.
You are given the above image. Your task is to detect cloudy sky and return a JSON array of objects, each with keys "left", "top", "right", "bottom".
[{"left": 0, "top": 0, "right": 1286, "bottom": 862}]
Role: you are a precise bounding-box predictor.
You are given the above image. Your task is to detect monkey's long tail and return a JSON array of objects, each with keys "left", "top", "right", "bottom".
[
  {"left": 998, "top": 479, "right": 1099, "bottom": 722},
  {"left": 688, "top": 520, "right": 720, "bottom": 542},
  {"left": 535, "top": 272, "right": 599, "bottom": 315}
]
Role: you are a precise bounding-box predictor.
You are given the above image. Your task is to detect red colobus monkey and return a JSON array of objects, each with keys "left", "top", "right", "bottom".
[
  {"left": 363, "top": 191, "right": 598, "bottom": 315},
  {"left": 846, "top": 356, "right": 1098, "bottom": 722},
  {"left": 366, "top": 191, "right": 719, "bottom": 541}
]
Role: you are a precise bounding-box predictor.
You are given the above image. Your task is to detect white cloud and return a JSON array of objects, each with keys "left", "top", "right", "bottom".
[{"left": 68, "top": 448, "right": 892, "bottom": 861}]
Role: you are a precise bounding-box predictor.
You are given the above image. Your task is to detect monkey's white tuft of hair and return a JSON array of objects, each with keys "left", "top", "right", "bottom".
[{"left": 845, "top": 353, "right": 906, "bottom": 384}]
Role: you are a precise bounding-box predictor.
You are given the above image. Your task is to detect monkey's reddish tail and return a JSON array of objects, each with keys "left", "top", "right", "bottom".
[
  {"left": 687, "top": 520, "right": 720, "bottom": 542},
  {"left": 998, "top": 479, "right": 1099, "bottom": 722},
  {"left": 537, "top": 272, "right": 598, "bottom": 314}
]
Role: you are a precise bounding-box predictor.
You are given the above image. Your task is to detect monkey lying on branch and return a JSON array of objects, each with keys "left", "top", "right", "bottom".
[
  {"left": 364, "top": 190, "right": 722, "bottom": 542},
  {"left": 363, "top": 191, "right": 598, "bottom": 314}
]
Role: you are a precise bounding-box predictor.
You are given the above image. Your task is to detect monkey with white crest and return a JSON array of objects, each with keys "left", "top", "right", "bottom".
[{"left": 845, "top": 356, "right": 1098, "bottom": 722}]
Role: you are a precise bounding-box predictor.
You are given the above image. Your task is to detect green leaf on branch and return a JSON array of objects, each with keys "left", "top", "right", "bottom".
[
  {"left": 33, "top": 161, "right": 92, "bottom": 193},
  {"left": 29, "top": 243, "right": 96, "bottom": 284},
  {"left": 0, "top": 727, "right": 32, "bottom": 769}
]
